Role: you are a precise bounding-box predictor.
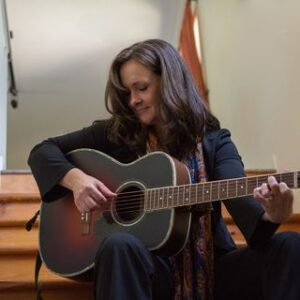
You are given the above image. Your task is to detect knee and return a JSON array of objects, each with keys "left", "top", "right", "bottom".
[
  {"left": 273, "top": 231, "right": 300, "bottom": 244},
  {"left": 94, "top": 232, "right": 153, "bottom": 275},
  {"left": 99, "top": 232, "right": 145, "bottom": 255},
  {"left": 270, "top": 231, "right": 300, "bottom": 254}
]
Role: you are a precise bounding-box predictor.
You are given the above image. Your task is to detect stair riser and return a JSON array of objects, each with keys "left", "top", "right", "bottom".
[{"left": 0, "top": 289, "right": 93, "bottom": 300}]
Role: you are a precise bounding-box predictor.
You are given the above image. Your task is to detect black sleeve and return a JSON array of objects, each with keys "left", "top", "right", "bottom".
[
  {"left": 212, "top": 129, "right": 279, "bottom": 247},
  {"left": 28, "top": 121, "right": 108, "bottom": 202}
]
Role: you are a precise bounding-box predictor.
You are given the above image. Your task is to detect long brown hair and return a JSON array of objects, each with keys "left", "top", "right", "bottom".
[{"left": 105, "top": 39, "right": 220, "bottom": 159}]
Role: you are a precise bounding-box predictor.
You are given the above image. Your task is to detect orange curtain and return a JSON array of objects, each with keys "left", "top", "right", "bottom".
[{"left": 179, "top": 0, "right": 209, "bottom": 104}]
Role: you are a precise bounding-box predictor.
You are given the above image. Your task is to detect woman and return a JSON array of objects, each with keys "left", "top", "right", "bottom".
[{"left": 28, "top": 39, "right": 298, "bottom": 300}]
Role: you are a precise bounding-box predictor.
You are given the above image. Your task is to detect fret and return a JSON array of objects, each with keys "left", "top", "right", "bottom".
[
  {"left": 174, "top": 186, "right": 179, "bottom": 207},
  {"left": 204, "top": 182, "right": 211, "bottom": 203},
  {"left": 150, "top": 188, "right": 154, "bottom": 210},
  {"left": 211, "top": 181, "right": 219, "bottom": 202},
  {"left": 154, "top": 188, "right": 158, "bottom": 209},
  {"left": 149, "top": 189, "right": 154, "bottom": 210},
  {"left": 147, "top": 189, "right": 151, "bottom": 210},
  {"left": 156, "top": 188, "right": 160, "bottom": 209},
  {"left": 150, "top": 188, "right": 155, "bottom": 210},
  {"left": 257, "top": 175, "right": 267, "bottom": 186},
  {"left": 145, "top": 189, "right": 150, "bottom": 210},
  {"left": 167, "top": 186, "right": 173, "bottom": 208},
  {"left": 156, "top": 188, "right": 161, "bottom": 209},
  {"left": 228, "top": 180, "right": 236, "bottom": 198},
  {"left": 157, "top": 188, "right": 163, "bottom": 209},
  {"left": 273, "top": 173, "right": 281, "bottom": 183},
  {"left": 237, "top": 178, "right": 246, "bottom": 197},
  {"left": 152, "top": 189, "right": 156, "bottom": 210},
  {"left": 219, "top": 181, "right": 228, "bottom": 200},
  {"left": 165, "top": 187, "right": 169, "bottom": 208},
  {"left": 184, "top": 186, "right": 190, "bottom": 205},
  {"left": 190, "top": 184, "right": 197, "bottom": 205},
  {"left": 227, "top": 180, "right": 229, "bottom": 198},
  {"left": 196, "top": 182, "right": 204, "bottom": 204},
  {"left": 281, "top": 172, "right": 293, "bottom": 188},
  {"left": 178, "top": 185, "right": 184, "bottom": 206},
  {"left": 162, "top": 188, "right": 167, "bottom": 209},
  {"left": 246, "top": 177, "right": 257, "bottom": 195}
]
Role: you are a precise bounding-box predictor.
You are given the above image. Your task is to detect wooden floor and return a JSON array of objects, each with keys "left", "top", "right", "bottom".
[{"left": 0, "top": 172, "right": 299, "bottom": 299}]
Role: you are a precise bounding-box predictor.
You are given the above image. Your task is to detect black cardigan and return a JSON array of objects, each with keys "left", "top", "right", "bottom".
[{"left": 28, "top": 120, "right": 279, "bottom": 257}]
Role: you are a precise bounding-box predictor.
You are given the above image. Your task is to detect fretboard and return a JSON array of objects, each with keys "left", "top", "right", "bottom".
[{"left": 145, "top": 171, "right": 300, "bottom": 211}]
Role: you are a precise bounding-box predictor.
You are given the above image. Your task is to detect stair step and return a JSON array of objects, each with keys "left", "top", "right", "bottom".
[
  {"left": 0, "top": 254, "right": 92, "bottom": 286},
  {"left": 222, "top": 205, "right": 300, "bottom": 247},
  {"left": 1, "top": 288, "right": 93, "bottom": 300},
  {"left": 1, "top": 172, "right": 299, "bottom": 299},
  {"left": 0, "top": 172, "right": 39, "bottom": 195},
  {"left": 0, "top": 227, "right": 38, "bottom": 254},
  {"left": 0, "top": 200, "right": 40, "bottom": 226},
  {"left": 0, "top": 172, "right": 41, "bottom": 228},
  {"left": 0, "top": 254, "right": 93, "bottom": 299}
]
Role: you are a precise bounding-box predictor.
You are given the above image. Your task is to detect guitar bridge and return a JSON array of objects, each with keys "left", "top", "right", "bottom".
[{"left": 81, "top": 212, "right": 91, "bottom": 235}]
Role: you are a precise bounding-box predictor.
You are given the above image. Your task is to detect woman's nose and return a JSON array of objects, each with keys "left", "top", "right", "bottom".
[{"left": 130, "top": 93, "right": 141, "bottom": 107}]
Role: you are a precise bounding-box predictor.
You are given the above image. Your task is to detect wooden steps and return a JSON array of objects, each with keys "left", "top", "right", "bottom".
[
  {"left": 0, "top": 172, "right": 92, "bottom": 300},
  {"left": 222, "top": 205, "right": 300, "bottom": 247},
  {"left": 0, "top": 172, "right": 299, "bottom": 299}
]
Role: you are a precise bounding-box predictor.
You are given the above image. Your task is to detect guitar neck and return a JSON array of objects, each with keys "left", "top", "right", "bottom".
[{"left": 145, "top": 171, "right": 300, "bottom": 211}]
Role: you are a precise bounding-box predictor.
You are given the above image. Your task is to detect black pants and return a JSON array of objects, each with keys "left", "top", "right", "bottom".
[
  {"left": 93, "top": 231, "right": 300, "bottom": 300},
  {"left": 93, "top": 232, "right": 173, "bottom": 300},
  {"left": 215, "top": 231, "right": 300, "bottom": 300}
]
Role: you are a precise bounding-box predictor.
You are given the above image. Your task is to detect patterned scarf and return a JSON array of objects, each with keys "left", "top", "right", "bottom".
[
  {"left": 147, "top": 135, "right": 214, "bottom": 299},
  {"left": 169, "top": 143, "right": 214, "bottom": 300}
]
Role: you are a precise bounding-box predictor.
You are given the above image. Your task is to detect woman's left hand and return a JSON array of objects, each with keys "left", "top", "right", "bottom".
[{"left": 254, "top": 175, "right": 294, "bottom": 223}]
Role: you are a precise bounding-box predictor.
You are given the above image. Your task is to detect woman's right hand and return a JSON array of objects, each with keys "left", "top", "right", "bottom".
[{"left": 59, "top": 168, "right": 116, "bottom": 213}]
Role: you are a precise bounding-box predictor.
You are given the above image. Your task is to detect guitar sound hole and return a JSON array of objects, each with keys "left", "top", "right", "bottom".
[{"left": 115, "top": 185, "right": 144, "bottom": 224}]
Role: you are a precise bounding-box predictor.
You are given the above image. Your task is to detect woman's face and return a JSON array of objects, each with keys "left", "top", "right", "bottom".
[{"left": 119, "top": 59, "right": 161, "bottom": 127}]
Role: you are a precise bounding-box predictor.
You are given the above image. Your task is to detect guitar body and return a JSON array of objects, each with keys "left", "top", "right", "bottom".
[{"left": 39, "top": 150, "right": 192, "bottom": 278}]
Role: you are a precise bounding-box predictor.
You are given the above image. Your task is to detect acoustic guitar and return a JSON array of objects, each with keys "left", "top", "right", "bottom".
[{"left": 39, "top": 149, "right": 299, "bottom": 278}]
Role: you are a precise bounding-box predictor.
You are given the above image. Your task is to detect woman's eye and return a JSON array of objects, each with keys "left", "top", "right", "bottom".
[{"left": 138, "top": 86, "right": 147, "bottom": 91}]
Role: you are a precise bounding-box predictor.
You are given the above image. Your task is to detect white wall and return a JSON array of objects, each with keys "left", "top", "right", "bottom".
[
  {"left": 198, "top": 0, "right": 300, "bottom": 210},
  {"left": 5, "top": 0, "right": 185, "bottom": 169},
  {"left": 0, "top": 0, "right": 8, "bottom": 170}
]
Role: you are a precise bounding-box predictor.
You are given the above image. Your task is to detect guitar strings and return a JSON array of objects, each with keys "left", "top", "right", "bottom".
[
  {"left": 107, "top": 176, "right": 294, "bottom": 204},
  {"left": 96, "top": 182, "right": 295, "bottom": 215},
  {"left": 92, "top": 174, "right": 295, "bottom": 214},
  {"left": 110, "top": 173, "right": 294, "bottom": 200}
]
